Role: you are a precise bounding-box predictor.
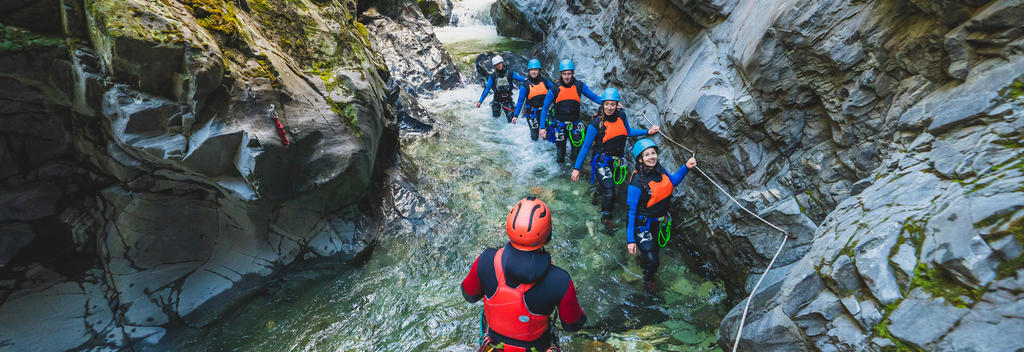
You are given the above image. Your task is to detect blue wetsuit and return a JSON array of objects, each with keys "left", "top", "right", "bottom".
[
  {"left": 513, "top": 76, "right": 554, "bottom": 141},
  {"left": 572, "top": 110, "right": 649, "bottom": 219},
  {"left": 538, "top": 78, "right": 602, "bottom": 163},
  {"left": 479, "top": 70, "right": 527, "bottom": 123},
  {"left": 625, "top": 163, "right": 688, "bottom": 283}
]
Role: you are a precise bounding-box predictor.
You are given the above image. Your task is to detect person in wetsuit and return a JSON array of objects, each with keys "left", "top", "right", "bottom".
[
  {"left": 538, "top": 59, "right": 602, "bottom": 163},
  {"left": 477, "top": 55, "right": 527, "bottom": 123},
  {"left": 625, "top": 139, "right": 697, "bottom": 294},
  {"left": 570, "top": 88, "right": 659, "bottom": 229},
  {"left": 512, "top": 59, "right": 554, "bottom": 141},
  {"left": 461, "top": 197, "right": 587, "bottom": 352}
]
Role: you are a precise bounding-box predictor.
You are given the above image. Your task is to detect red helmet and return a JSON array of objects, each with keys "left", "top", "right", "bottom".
[{"left": 505, "top": 197, "right": 552, "bottom": 251}]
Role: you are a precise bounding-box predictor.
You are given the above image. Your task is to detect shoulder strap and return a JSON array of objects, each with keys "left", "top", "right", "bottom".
[
  {"left": 493, "top": 247, "right": 507, "bottom": 286},
  {"left": 492, "top": 247, "right": 536, "bottom": 293}
]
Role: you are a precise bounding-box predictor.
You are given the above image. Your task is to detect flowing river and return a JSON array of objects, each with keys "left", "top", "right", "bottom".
[{"left": 162, "top": 5, "right": 728, "bottom": 352}]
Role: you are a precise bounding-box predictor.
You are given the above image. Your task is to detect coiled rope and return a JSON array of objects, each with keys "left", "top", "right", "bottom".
[{"left": 629, "top": 108, "right": 794, "bottom": 352}]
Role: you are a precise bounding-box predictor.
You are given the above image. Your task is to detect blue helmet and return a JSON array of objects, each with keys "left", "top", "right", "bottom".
[
  {"left": 631, "top": 138, "right": 658, "bottom": 161},
  {"left": 601, "top": 87, "right": 621, "bottom": 102},
  {"left": 558, "top": 59, "right": 575, "bottom": 72},
  {"left": 527, "top": 59, "right": 542, "bottom": 70}
]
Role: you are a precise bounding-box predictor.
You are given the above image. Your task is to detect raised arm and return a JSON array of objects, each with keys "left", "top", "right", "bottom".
[
  {"left": 622, "top": 111, "right": 649, "bottom": 136},
  {"left": 668, "top": 164, "right": 689, "bottom": 185},
  {"left": 579, "top": 82, "right": 602, "bottom": 105}
]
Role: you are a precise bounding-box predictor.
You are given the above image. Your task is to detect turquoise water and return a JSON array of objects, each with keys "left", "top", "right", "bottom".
[{"left": 164, "top": 28, "right": 727, "bottom": 352}]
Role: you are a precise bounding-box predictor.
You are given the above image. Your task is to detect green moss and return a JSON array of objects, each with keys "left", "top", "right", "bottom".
[
  {"left": 246, "top": 53, "right": 280, "bottom": 87},
  {"left": 874, "top": 319, "right": 924, "bottom": 352},
  {"left": 0, "top": 24, "right": 65, "bottom": 52},
  {"left": 285, "top": 0, "right": 307, "bottom": 10},
  {"left": 840, "top": 242, "right": 857, "bottom": 259},
  {"left": 991, "top": 157, "right": 1022, "bottom": 172},
  {"left": 999, "top": 74, "right": 1024, "bottom": 100},
  {"left": 994, "top": 218, "right": 1024, "bottom": 280},
  {"left": 249, "top": 0, "right": 271, "bottom": 12},
  {"left": 182, "top": 0, "right": 242, "bottom": 39},
  {"left": 88, "top": 0, "right": 185, "bottom": 44},
  {"left": 911, "top": 263, "right": 984, "bottom": 309},
  {"left": 353, "top": 21, "right": 371, "bottom": 47},
  {"left": 328, "top": 100, "right": 360, "bottom": 136},
  {"left": 901, "top": 218, "right": 926, "bottom": 251},
  {"left": 995, "top": 252, "right": 1024, "bottom": 280}
]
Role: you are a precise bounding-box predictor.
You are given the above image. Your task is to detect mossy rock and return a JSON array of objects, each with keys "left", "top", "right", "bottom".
[{"left": 0, "top": 24, "right": 66, "bottom": 53}]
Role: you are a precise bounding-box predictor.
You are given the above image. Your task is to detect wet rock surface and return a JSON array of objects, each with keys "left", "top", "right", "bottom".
[
  {"left": 0, "top": 0, "right": 403, "bottom": 349},
  {"left": 361, "top": 1, "right": 462, "bottom": 94},
  {"left": 496, "top": 0, "right": 1024, "bottom": 350}
]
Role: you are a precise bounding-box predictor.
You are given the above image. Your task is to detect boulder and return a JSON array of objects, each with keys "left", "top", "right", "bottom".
[{"left": 0, "top": 0, "right": 400, "bottom": 349}]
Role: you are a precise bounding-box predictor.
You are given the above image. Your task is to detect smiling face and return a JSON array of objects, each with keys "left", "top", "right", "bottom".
[
  {"left": 528, "top": 68, "right": 540, "bottom": 78},
  {"left": 560, "top": 70, "right": 573, "bottom": 84},
  {"left": 640, "top": 147, "right": 658, "bottom": 168},
  {"left": 602, "top": 101, "right": 617, "bottom": 115},
  {"left": 494, "top": 62, "right": 504, "bottom": 71}
]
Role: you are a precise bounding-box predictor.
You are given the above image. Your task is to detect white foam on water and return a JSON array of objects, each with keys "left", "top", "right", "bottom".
[
  {"left": 418, "top": 84, "right": 563, "bottom": 184},
  {"left": 448, "top": 0, "right": 497, "bottom": 26},
  {"left": 433, "top": 25, "right": 501, "bottom": 44}
]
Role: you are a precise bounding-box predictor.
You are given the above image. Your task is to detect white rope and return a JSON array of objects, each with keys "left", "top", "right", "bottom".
[
  {"left": 732, "top": 234, "right": 787, "bottom": 351},
  {"left": 629, "top": 108, "right": 792, "bottom": 351}
]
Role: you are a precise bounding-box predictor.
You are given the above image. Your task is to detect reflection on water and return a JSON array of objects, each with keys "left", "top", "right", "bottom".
[{"left": 161, "top": 25, "right": 726, "bottom": 352}]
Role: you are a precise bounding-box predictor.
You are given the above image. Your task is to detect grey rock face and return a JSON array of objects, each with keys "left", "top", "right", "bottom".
[
  {"left": 496, "top": 0, "right": 1024, "bottom": 350},
  {"left": 0, "top": 0, "right": 400, "bottom": 350},
  {"left": 362, "top": 5, "right": 462, "bottom": 94},
  {"left": 491, "top": 0, "right": 542, "bottom": 41},
  {"left": 417, "top": 0, "right": 454, "bottom": 26},
  {"left": 887, "top": 288, "right": 970, "bottom": 349},
  {"left": 935, "top": 270, "right": 1024, "bottom": 351}
]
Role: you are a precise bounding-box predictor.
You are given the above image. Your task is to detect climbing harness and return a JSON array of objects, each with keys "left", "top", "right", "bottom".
[
  {"left": 569, "top": 122, "right": 585, "bottom": 147},
  {"left": 477, "top": 310, "right": 561, "bottom": 352},
  {"left": 657, "top": 215, "right": 671, "bottom": 248},
  {"left": 590, "top": 155, "right": 629, "bottom": 185},
  {"left": 612, "top": 157, "right": 628, "bottom": 185},
  {"left": 629, "top": 108, "right": 795, "bottom": 352}
]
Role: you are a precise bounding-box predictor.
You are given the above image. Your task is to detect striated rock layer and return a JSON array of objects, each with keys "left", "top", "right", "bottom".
[
  {"left": 0, "top": 0, "right": 411, "bottom": 349},
  {"left": 496, "top": 0, "right": 1024, "bottom": 350}
]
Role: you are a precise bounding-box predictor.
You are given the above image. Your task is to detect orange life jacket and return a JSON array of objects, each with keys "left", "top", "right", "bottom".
[
  {"left": 526, "top": 79, "right": 548, "bottom": 107},
  {"left": 631, "top": 167, "right": 674, "bottom": 217},
  {"left": 552, "top": 81, "right": 582, "bottom": 122}
]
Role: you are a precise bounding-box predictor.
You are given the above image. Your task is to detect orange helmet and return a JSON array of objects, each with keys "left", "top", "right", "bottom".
[{"left": 505, "top": 197, "right": 552, "bottom": 251}]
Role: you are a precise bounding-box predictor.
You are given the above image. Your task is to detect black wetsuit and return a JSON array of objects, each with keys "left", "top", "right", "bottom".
[{"left": 462, "top": 243, "right": 587, "bottom": 350}]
